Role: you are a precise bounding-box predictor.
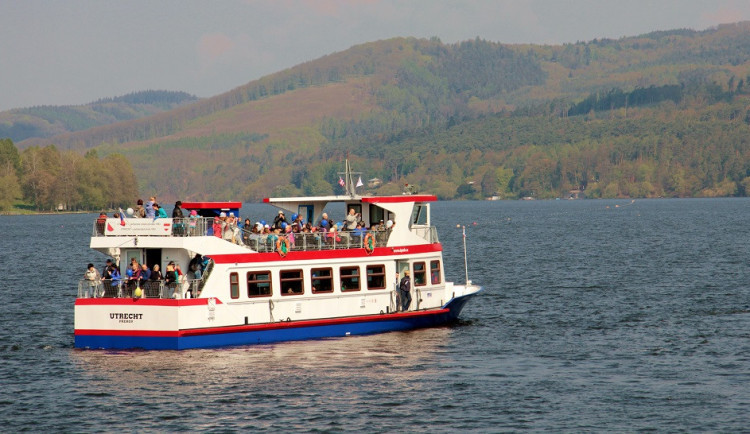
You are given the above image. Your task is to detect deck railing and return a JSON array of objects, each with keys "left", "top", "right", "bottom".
[
  {"left": 92, "top": 218, "right": 440, "bottom": 252},
  {"left": 78, "top": 278, "right": 203, "bottom": 299}
]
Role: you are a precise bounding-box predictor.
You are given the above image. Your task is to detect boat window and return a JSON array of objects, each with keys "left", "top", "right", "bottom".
[
  {"left": 369, "top": 205, "right": 385, "bottom": 227},
  {"left": 230, "top": 272, "right": 240, "bottom": 299},
  {"left": 247, "top": 271, "right": 272, "bottom": 297},
  {"left": 366, "top": 264, "right": 386, "bottom": 290},
  {"left": 280, "top": 269, "right": 304, "bottom": 295},
  {"left": 413, "top": 262, "right": 427, "bottom": 286},
  {"left": 340, "top": 266, "right": 360, "bottom": 292},
  {"left": 311, "top": 268, "right": 333, "bottom": 293},
  {"left": 430, "top": 260, "right": 442, "bottom": 284},
  {"left": 411, "top": 204, "right": 427, "bottom": 225}
]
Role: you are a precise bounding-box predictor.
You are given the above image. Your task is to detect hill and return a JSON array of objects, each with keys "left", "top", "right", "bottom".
[
  {"left": 10, "top": 22, "right": 750, "bottom": 204},
  {"left": 0, "top": 90, "right": 198, "bottom": 142}
]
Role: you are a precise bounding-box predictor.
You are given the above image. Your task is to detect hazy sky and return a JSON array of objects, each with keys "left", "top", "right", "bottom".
[{"left": 2, "top": 0, "right": 750, "bottom": 112}]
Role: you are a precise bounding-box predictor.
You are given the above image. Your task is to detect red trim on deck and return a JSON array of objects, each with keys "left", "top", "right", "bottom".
[
  {"left": 75, "top": 298, "right": 220, "bottom": 306},
  {"left": 210, "top": 243, "right": 442, "bottom": 264},
  {"left": 180, "top": 201, "right": 242, "bottom": 209},
  {"left": 362, "top": 195, "right": 437, "bottom": 203}
]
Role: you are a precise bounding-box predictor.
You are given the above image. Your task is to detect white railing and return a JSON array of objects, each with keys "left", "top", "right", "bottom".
[{"left": 77, "top": 278, "right": 203, "bottom": 299}]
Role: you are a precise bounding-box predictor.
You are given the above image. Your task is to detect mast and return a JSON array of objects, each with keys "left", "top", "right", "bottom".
[{"left": 339, "top": 153, "right": 362, "bottom": 198}]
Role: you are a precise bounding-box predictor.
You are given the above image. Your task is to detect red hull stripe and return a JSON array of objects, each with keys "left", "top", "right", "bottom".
[
  {"left": 211, "top": 243, "right": 442, "bottom": 264},
  {"left": 75, "top": 298, "right": 219, "bottom": 307},
  {"left": 75, "top": 308, "right": 450, "bottom": 338}
]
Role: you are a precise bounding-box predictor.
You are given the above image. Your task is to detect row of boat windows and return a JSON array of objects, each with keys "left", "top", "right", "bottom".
[{"left": 228, "top": 260, "right": 442, "bottom": 298}]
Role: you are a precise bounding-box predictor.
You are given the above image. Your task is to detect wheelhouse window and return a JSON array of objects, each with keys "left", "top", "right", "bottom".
[
  {"left": 340, "top": 266, "right": 360, "bottom": 292},
  {"left": 411, "top": 204, "right": 428, "bottom": 225},
  {"left": 366, "top": 264, "right": 385, "bottom": 290},
  {"left": 413, "top": 262, "right": 427, "bottom": 286},
  {"left": 430, "top": 260, "right": 442, "bottom": 284},
  {"left": 369, "top": 205, "right": 385, "bottom": 227},
  {"left": 280, "top": 269, "right": 303, "bottom": 295},
  {"left": 230, "top": 272, "right": 239, "bottom": 299},
  {"left": 311, "top": 268, "right": 333, "bottom": 293},
  {"left": 247, "top": 271, "right": 272, "bottom": 297}
]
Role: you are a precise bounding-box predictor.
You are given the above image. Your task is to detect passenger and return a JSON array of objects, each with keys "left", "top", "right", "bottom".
[
  {"left": 353, "top": 221, "right": 366, "bottom": 241},
  {"left": 273, "top": 210, "right": 288, "bottom": 231},
  {"left": 96, "top": 212, "right": 107, "bottom": 235},
  {"left": 134, "top": 199, "right": 146, "bottom": 218},
  {"left": 175, "top": 263, "right": 186, "bottom": 298},
  {"left": 228, "top": 212, "right": 240, "bottom": 243},
  {"left": 326, "top": 226, "right": 341, "bottom": 245},
  {"left": 345, "top": 208, "right": 359, "bottom": 231},
  {"left": 84, "top": 263, "right": 102, "bottom": 298},
  {"left": 101, "top": 258, "right": 114, "bottom": 280},
  {"left": 219, "top": 212, "right": 233, "bottom": 242},
  {"left": 399, "top": 270, "right": 412, "bottom": 311},
  {"left": 188, "top": 210, "right": 199, "bottom": 235},
  {"left": 139, "top": 263, "right": 151, "bottom": 284},
  {"left": 212, "top": 216, "right": 222, "bottom": 237},
  {"left": 108, "top": 264, "right": 121, "bottom": 296},
  {"left": 150, "top": 263, "right": 163, "bottom": 281},
  {"left": 172, "top": 201, "right": 184, "bottom": 219},
  {"left": 165, "top": 262, "right": 178, "bottom": 298},
  {"left": 145, "top": 196, "right": 156, "bottom": 219},
  {"left": 127, "top": 261, "right": 141, "bottom": 295},
  {"left": 189, "top": 254, "right": 203, "bottom": 280},
  {"left": 154, "top": 203, "right": 168, "bottom": 219},
  {"left": 317, "top": 213, "right": 329, "bottom": 232},
  {"left": 172, "top": 201, "right": 185, "bottom": 235},
  {"left": 242, "top": 218, "right": 252, "bottom": 244}
]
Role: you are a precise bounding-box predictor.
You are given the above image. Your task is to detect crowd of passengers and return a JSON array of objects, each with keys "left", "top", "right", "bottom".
[
  {"left": 83, "top": 254, "right": 209, "bottom": 298},
  {"left": 97, "top": 196, "right": 396, "bottom": 250},
  {"left": 212, "top": 208, "right": 394, "bottom": 249}
]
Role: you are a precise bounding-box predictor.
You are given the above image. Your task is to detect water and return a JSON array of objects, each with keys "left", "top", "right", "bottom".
[{"left": 1, "top": 199, "right": 749, "bottom": 431}]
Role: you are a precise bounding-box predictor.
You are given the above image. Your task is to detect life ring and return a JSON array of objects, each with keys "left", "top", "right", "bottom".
[
  {"left": 364, "top": 233, "right": 376, "bottom": 254},
  {"left": 276, "top": 236, "right": 290, "bottom": 257}
]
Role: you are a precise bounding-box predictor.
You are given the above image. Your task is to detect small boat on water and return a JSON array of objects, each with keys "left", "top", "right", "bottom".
[{"left": 74, "top": 166, "right": 482, "bottom": 350}]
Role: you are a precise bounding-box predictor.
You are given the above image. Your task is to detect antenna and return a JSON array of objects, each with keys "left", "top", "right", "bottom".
[{"left": 462, "top": 225, "right": 470, "bottom": 284}]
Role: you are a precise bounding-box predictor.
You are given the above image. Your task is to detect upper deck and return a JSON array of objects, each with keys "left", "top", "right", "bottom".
[{"left": 92, "top": 194, "right": 440, "bottom": 257}]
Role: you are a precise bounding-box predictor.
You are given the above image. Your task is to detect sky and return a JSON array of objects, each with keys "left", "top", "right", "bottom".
[{"left": 2, "top": 0, "right": 750, "bottom": 112}]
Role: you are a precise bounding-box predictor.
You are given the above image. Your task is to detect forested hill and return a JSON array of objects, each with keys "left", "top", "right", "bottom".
[
  {"left": 0, "top": 90, "right": 198, "bottom": 142},
  {"left": 8, "top": 22, "right": 750, "bottom": 206}
]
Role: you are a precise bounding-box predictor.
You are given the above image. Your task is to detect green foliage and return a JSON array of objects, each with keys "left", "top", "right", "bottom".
[{"left": 0, "top": 139, "right": 137, "bottom": 211}]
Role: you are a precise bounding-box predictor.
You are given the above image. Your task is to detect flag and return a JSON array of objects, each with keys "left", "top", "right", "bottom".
[
  {"left": 356, "top": 176, "right": 363, "bottom": 188},
  {"left": 338, "top": 177, "right": 345, "bottom": 187},
  {"left": 118, "top": 208, "right": 126, "bottom": 226}
]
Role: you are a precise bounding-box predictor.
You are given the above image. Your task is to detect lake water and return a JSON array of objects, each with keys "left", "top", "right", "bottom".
[{"left": 1, "top": 198, "right": 748, "bottom": 431}]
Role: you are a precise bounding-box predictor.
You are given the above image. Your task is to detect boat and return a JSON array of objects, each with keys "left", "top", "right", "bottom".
[{"left": 74, "top": 166, "right": 482, "bottom": 350}]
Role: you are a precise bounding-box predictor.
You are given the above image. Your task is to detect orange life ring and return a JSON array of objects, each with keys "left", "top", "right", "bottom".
[
  {"left": 276, "top": 236, "right": 290, "bottom": 257},
  {"left": 364, "top": 233, "right": 376, "bottom": 254}
]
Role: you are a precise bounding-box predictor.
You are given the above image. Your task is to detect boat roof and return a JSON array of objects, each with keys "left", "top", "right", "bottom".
[{"left": 263, "top": 194, "right": 437, "bottom": 205}]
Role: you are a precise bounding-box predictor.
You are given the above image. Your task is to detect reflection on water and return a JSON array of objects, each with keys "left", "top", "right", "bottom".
[{"left": 69, "top": 327, "right": 455, "bottom": 421}]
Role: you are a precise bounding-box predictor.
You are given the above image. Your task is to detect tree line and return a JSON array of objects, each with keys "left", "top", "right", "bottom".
[{"left": 0, "top": 139, "right": 137, "bottom": 212}]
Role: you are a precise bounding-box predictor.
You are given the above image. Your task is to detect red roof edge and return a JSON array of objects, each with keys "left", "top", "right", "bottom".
[
  {"left": 362, "top": 195, "right": 437, "bottom": 203},
  {"left": 181, "top": 202, "right": 242, "bottom": 209}
]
